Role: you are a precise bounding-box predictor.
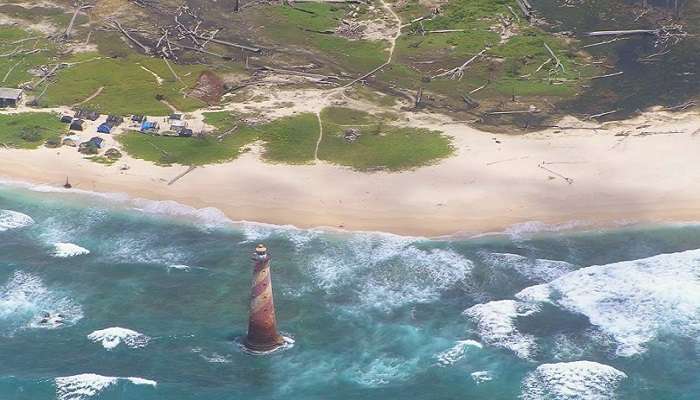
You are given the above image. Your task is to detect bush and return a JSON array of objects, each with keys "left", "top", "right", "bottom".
[
  {"left": 45, "top": 137, "right": 61, "bottom": 148},
  {"left": 20, "top": 129, "right": 42, "bottom": 142}
]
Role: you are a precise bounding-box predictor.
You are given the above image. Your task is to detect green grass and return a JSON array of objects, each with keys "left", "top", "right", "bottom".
[
  {"left": 116, "top": 112, "right": 318, "bottom": 166},
  {"left": 42, "top": 53, "right": 207, "bottom": 116},
  {"left": 257, "top": 113, "right": 319, "bottom": 164},
  {"left": 318, "top": 107, "right": 453, "bottom": 171},
  {"left": 259, "top": 3, "right": 388, "bottom": 74},
  {"left": 116, "top": 108, "right": 451, "bottom": 170},
  {"left": 0, "top": 27, "right": 57, "bottom": 88},
  {"left": 0, "top": 112, "right": 66, "bottom": 149}
]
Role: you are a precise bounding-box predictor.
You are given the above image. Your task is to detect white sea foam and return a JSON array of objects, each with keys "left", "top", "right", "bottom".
[
  {"left": 470, "top": 370, "right": 493, "bottom": 384},
  {"left": 0, "top": 271, "right": 82, "bottom": 333},
  {"left": 130, "top": 198, "right": 230, "bottom": 228},
  {"left": 0, "top": 210, "right": 34, "bottom": 232},
  {"left": 52, "top": 243, "right": 90, "bottom": 258},
  {"left": 504, "top": 221, "right": 590, "bottom": 241},
  {"left": 516, "top": 284, "right": 552, "bottom": 303},
  {"left": 306, "top": 234, "right": 473, "bottom": 311},
  {"left": 87, "top": 327, "right": 150, "bottom": 350},
  {"left": 514, "top": 249, "right": 700, "bottom": 356},
  {"left": 200, "top": 353, "right": 232, "bottom": 363},
  {"left": 479, "top": 253, "right": 575, "bottom": 283},
  {"left": 436, "top": 340, "right": 483, "bottom": 366},
  {"left": 350, "top": 357, "right": 414, "bottom": 387},
  {"left": 521, "top": 361, "right": 627, "bottom": 400},
  {"left": 55, "top": 374, "right": 156, "bottom": 400},
  {"left": 464, "top": 300, "right": 539, "bottom": 359}
]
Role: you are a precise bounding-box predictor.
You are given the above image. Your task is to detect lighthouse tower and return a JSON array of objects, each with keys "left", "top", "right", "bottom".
[{"left": 244, "top": 244, "right": 285, "bottom": 352}]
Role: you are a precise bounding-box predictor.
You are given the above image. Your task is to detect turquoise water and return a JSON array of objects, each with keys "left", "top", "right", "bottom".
[{"left": 1, "top": 183, "right": 700, "bottom": 399}]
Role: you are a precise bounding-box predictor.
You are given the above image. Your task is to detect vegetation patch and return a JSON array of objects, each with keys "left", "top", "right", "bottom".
[
  {"left": 0, "top": 112, "right": 66, "bottom": 149},
  {"left": 0, "top": 27, "right": 57, "bottom": 88},
  {"left": 41, "top": 53, "right": 208, "bottom": 116},
  {"left": 116, "top": 112, "right": 319, "bottom": 166},
  {"left": 318, "top": 107, "right": 453, "bottom": 171}
]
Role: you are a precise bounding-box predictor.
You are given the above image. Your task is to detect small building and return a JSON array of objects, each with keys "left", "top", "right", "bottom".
[
  {"left": 97, "top": 123, "right": 112, "bottom": 134},
  {"left": 62, "top": 134, "right": 81, "bottom": 147},
  {"left": 106, "top": 115, "right": 124, "bottom": 126},
  {"left": 169, "top": 113, "right": 183, "bottom": 121},
  {"left": 69, "top": 119, "right": 85, "bottom": 131},
  {"left": 140, "top": 121, "right": 159, "bottom": 134},
  {"left": 75, "top": 109, "right": 100, "bottom": 121},
  {"left": 0, "top": 88, "right": 22, "bottom": 108},
  {"left": 88, "top": 136, "right": 104, "bottom": 148},
  {"left": 170, "top": 119, "right": 187, "bottom": 133},
  {"left": 59, "top": 114, "right": 73, "bottom": 123},
  {"left": 131, "top": 114, "right": 145, "bottom": 123},
  {"left": 178, "top": 128, "right": 193, "bottom": 137}
]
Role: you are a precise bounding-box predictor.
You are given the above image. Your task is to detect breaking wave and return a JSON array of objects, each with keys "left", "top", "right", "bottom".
[
  {"left": 304, "top": 233, "right": 473, "bottom": 311},
  {"left": 87, "top": 327, "right": 151, "bottom": 350},
  {"left": 0, "top": 271, "right": 82, "bottom": 333},
  {"left": 478, "top": 252, "right": 576, "bottom": 283},
  {"left": 464, "top": 300, "right": 539, "bottom": 359},
  {"left": 436, "top": 340, "right": 483, "bottom": 366},
  {"left": 0, "top": 209, "right": 34, "bottom": 232},
  {"left": 521, "top": 361, "right": 627, "bottom": 400},
  {"left": 52, "top": 243, "right": 90, "bottom": 258},
  {"left": 515, "top": 249, "right": 700, "bottom": 357},
  {"left": 55, "top": 374, "right": 156, "bottom": 400}
]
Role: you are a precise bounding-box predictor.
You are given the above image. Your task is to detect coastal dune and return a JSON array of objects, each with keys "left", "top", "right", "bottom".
[{"left": 1, "top": 110, "right": 699, "bottom": 237}]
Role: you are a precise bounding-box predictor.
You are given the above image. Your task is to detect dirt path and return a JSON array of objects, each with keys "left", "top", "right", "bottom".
[
  {"left": 314, "top": 111, "right": 324, "bottom": 161},
  {"left": 140, "top": 65, "right": 164, "bottom": 85},
  {"left": 73, "top": 86, "right": 104, "bottom": 106}
]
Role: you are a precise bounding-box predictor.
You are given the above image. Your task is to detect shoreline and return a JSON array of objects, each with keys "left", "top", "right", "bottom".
[{"left": 1, "top": 104, "right": 700, "bottom": 237}]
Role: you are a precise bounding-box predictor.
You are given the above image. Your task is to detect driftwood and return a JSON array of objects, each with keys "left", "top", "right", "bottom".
[
  {"left": 162, "top": 57, "right": 181, "bottom": 82},
  {"left": 414, "top": 87, "right": 423, "bottom": 108},
  {"left": 515, "top": 0, "right": 532, "bottom": 20},
  {"left": 31, "top": 63, "right": 62, "bottom": 90},
  {"left": 543, "top": 43, "right": 564, "bottom": 73},
  {"left": 259, "top": 66, "right": 338, "bottom": 81},
  {"left": 590, "top": 71, "right": 624, "bottom": 79},
  {"left": 2, "top": 61, "right": 21, "bottom": 83},
  {"left": 469, "top": 82, "right": 488, "bottom": 94},
  {"left": 108, "top": 19, "right": 151, "bottom": 54},
  {"left": 582, "top": 37, "right": 629, "bottom": 48},
  {"left": 538, "top": 163, "right": 574, "bottom": 184},
  {"left": 432, "top": 48, "right": 487, "bottom": 80},
  {"left": 64, "top": 5, "right": 94, "bottom": 40},
  {"left": 168, "top": 166, "right": 197, "bottom": 186},
  {"left": 586, "top": 29, "right": 658, "bottom": 37},
  {"left": 485, "top": 110, "right": 534, "bottom": 115},
  {"left": 587, "top": 109, "right": 619, "bottom": 119},
  {"left": 462, "top": 94, "right": 479, "bottom": 109}
]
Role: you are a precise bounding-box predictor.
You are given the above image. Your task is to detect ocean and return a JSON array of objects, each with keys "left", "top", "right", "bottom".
[{"left": 0, "top": 182, "right": 699, "bottom": 399}]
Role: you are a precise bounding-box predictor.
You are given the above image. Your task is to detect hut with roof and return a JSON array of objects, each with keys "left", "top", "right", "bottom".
[{"left": 0, "top": 88, "right": 22, "bottom": 108}]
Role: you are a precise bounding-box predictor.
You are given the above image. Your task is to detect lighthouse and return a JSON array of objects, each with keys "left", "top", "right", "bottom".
[{"left": 244, "top": 244, "right": 285, "bottom": 352}]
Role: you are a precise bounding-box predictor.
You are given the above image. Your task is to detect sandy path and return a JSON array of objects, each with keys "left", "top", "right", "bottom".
[{"left": 73, "top": 86, "right": 104, "bottom": 106}]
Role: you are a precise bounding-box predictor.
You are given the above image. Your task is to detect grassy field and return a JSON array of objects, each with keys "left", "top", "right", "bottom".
[
  {"left": 318, "top": 107, "right": 453, "bottom": 171},
  {"left": 116, "top": 112, "right": 318, "bottom": 166},
  {"left": 0, "top": 27, "right": 57, "bottom": 88},
  {"left": 0, "top": 112, "right": 66, "bottom": 149},
  {"left": 116, "top": 109, "right": 452, "bottom": 170},
  {"left": 41, "top": 53, "right": 208, "bottom": 116}
]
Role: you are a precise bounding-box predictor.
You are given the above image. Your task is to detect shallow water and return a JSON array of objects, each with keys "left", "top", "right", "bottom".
[{"left": 1, "top": 183, "right": 700, "bottom": 399}]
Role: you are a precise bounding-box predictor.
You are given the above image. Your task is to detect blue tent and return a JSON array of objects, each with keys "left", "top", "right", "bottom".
[
  {"left": 97, "top": 123, "right": 112, "bottom": 134},
  {"left": 140, "top": 121, "right": 158, "bottom": 133}
]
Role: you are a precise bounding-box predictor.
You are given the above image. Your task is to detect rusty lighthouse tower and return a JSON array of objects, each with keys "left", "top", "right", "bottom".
[{"left": 244, "top": 244, "right": 285, "bottom": 352}]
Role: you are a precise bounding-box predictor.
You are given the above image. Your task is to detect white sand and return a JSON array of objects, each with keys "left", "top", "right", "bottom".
[{"left": 1, "top": 95, "right": 700, "bottom": 236}]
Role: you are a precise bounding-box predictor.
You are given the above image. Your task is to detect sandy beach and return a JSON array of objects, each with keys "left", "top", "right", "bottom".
[{"left": 1, "top": 97, "right": 699, "bottom": 237}]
